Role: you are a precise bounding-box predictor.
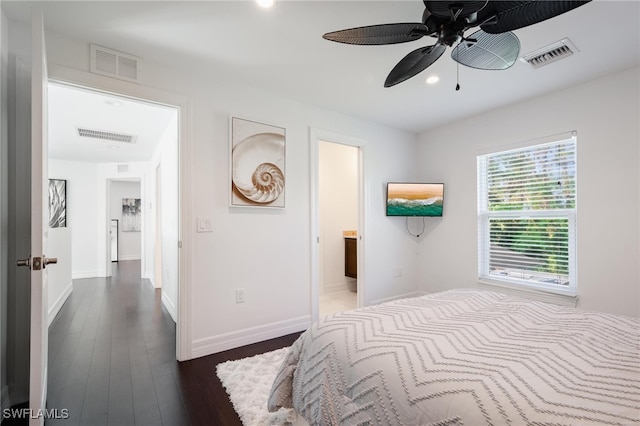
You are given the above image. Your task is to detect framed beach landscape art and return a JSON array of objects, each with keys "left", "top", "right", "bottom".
[{"left": 230, "top": 117, "right": 286, "bottom": 208}]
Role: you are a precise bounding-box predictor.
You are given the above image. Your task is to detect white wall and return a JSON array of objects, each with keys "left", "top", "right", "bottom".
[
  {"left": 142, "top": 112, "right": 179, "bottom": 321},
  {"left": 48, "top": 159, "right": 148, "bottom": 278},
  {"left": 17, "top": 22, "right": 422, "bottom": 357},
  {"left": 109, "top": 180, "right": 141, "bottom": 261},
  {"left": 319, "top": 141, "right": 357, "bottom": 294},
  {"left": 417, "top": 67, "right": 640, "bottom": 317},
  {"left": 46, "top": 228, "right": 72, "bottom": 326}
]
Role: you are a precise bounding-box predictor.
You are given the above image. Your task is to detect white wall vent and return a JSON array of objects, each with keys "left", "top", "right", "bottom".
[
  {"left": 90, "top": 44, "right": 141, "bottom": 83},
  {"left": 76, "top": 127, "right": 137, "bottom": 144},
  {"left": 117, "top": 164, "right": 130, "bottom": 173},
  {"left": 520, "top": 38, "right": 578, "bottom": 69}
]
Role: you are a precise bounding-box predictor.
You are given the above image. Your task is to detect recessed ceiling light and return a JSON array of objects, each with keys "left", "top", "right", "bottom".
[
  {"left": 256, "top": 0, "right": 274, "bottom": 8},
  {"left": 426, "top": 75, "right": 440, "bottom": 85}
]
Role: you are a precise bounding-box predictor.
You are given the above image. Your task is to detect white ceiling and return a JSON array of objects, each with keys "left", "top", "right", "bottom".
[
  {"left": 3, "top": 0, "right": 640, "bottom": 162},
  {"left": 48, "top": 83, "right": 177, "bottom": 162}
]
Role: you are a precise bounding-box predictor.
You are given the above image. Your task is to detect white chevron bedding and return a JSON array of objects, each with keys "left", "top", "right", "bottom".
[{"left": 268, "top": 289, "right": 640, "bottom": 425}]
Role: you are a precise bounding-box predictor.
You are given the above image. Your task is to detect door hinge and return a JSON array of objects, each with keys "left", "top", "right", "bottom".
[{"left": 178, "top": 241, "right": 182, "bottom": 248}]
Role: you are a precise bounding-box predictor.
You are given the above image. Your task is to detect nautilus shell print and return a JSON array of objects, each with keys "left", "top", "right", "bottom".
[{"left": 232, "top": 130, "right": 285, "bottom": 206}]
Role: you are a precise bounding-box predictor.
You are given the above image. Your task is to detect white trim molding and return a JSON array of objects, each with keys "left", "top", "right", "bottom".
[
  {"left": 47, "top": 282, "right": 72, "bottom": 327},
  {"left": 191, "top": 315, "right": 311, "bottom": 359},
  {"left": 309, "top": 127, "right": 367, "bottom": 322},
  {"left": 478, "top": 280, "right": 578, "bottom": 307},
  {"left": 370, "top": 291, "right": 426, "bottom": 306},
  {"left": 71, "top": 270, "right": 101, "bottom": 279},
  {"left": 161, "top": 290, "right": 177, "bottom": 323},
  {"left": 48, "top": 63, "right": 192, "bottom": 361}
]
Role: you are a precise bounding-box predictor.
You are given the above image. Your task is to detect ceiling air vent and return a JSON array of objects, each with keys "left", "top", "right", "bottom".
[
  {"left": 117, "top": 164, "right": 130, "bottom": 173},
  {"left": 520, "top": 38, "right": 578, "bottom": 69},
  {"left": 90, "top": 44, "right": 141, "bottom": 83},
  {"left": 76, "top": 127, "right": 137, "bottom": 144}
]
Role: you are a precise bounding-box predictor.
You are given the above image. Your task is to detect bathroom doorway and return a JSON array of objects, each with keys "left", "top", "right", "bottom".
[{"left": 318, "top": 140, "right": 359, "bottom": 316}]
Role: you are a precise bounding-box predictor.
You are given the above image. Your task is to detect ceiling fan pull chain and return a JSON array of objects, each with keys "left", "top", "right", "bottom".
[{"left": 456, "top": 42, "right": 461, "bottom": 91}]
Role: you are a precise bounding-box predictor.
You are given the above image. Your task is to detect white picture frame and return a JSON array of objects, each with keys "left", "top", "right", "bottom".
[{"left": 230, "top": 117, "right": 286, "bottom": 208}]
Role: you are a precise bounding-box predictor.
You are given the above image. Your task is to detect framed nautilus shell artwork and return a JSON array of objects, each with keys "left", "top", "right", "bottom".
[{"left": 230, "top": 117, "right": 286, "bottom": 208}]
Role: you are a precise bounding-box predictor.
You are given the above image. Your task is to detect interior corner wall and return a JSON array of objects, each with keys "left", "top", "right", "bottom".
[
  {"left": 416, "top": 67, "right": 640, "bottom": 317},
  {"left": 159, "top": 116, "right": 178, "bottom": 321},
  {"left": 49, "top": 159, "right": 99, "bottom": 278},
  {"left": 32, "top": 22, "right": 421, "bottom": 358},
  {"left": 48, "top": 159, "right": 147, "bottom": 278},
  {"left": 319, "top": 141, "right": 357, "bottom": 294},
  {"left": 109, "top": 180, "right": 142, "bottom": 261}
]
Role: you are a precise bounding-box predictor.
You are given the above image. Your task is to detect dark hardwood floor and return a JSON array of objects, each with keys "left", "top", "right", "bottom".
[{"left": 12, "top": 260, "right": 301, "bottom": 426}]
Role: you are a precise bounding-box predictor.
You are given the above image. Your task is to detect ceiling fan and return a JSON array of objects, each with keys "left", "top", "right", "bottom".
[{"left": 323, "top": 1, "right": 591, "bottom": 88}]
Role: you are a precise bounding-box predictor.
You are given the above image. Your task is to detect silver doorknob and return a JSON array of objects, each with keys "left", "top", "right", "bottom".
[
  {"left": 43, "top": 257, "right": 57, "bottom": 268},
  {"left": 16, "top": 257, "right": 31, "bottom": 268},
  {"left": 15, "top": 255, "right": 57, "bottom": 270}
]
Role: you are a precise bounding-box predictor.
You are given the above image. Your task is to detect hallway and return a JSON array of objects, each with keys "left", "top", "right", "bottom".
[
  {"left": 46, "top": 261, "right": 186, "bottom": 425},
  {"left": 43, "top": 260, "right": 300, "bottom": 425}
]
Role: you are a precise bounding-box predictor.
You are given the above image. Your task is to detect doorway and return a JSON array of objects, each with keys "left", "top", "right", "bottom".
[
  {"left": 47, "top": 79, "right": 183, "bottom": 348},
  {"left": 318, "top": 141, "right": 358, "bottom": 316},
  {"left": 310, "top": 128, "right": 366, "bottom": 321}
]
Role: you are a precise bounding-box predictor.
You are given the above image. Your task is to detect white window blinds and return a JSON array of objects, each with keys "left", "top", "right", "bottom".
[{"left": 477, "top": 134, "right": 577, "bottom": 295}]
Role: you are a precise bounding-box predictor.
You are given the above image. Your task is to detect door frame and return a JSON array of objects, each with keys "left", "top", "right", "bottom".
[
  {"left": 309, "top": 127, "right": 366, "bottom": 321},
  {"left": 47, "top": 65, "right": 192, "bottom": 360},
  {"left": 105, "top": 177, "right": 143, "bottom": 277},
  {"left": 30, "top": 11, "right": 49, "bottom": 421}
]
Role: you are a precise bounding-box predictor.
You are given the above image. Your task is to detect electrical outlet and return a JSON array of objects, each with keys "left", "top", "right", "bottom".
[{"left": 236, "top": 288, "right": 245, "bottom": 303}]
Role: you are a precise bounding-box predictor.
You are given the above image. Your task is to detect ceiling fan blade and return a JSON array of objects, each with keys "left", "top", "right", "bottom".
[
  {"left": 423, "top": 1, "right": 489, "bottom": 19},
  {"left": 478, "top": 1, "right": 591, "bottom": 34},
  {"left": 384, "top": 44, "right": 446, "bottom": 87},
  {"left": 451, "top": 30, "right": 520, "bottom": 70},
  {"left": 323, "top": 23, "right": 431, "bottom": 45}
]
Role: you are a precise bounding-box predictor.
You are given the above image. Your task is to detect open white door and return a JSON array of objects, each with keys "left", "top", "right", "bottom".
[
  {"left": 30, "top": 10, "right": 49, "bottom": 423},
  {"left": 15, "top": 10, "right": 51, "bottom": 425}
]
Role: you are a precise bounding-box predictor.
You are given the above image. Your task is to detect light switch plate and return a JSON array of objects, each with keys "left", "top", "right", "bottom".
[{"left": 196, "top": 216, "right": 213, "bottom": 232}]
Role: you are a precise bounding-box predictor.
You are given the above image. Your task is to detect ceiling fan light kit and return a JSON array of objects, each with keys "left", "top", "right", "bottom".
[{"left": 322, "top": 0, "right": 591, "bottom": 87}]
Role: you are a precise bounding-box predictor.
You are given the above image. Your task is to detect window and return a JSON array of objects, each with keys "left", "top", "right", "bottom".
[{"left": 477, "top": 133, "right": 577, "bottom": 296}]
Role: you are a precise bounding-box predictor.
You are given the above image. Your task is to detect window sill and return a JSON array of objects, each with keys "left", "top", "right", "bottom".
[{"left": 478, "top": 279, "right": 578, "bottom": 308}]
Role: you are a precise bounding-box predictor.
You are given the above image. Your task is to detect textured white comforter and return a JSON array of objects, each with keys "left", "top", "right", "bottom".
[{"left": 268, "top": 289, "right": 640, "bottom": 425}]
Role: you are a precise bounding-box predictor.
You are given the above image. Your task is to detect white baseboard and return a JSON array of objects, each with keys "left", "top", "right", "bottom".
[
  {"left": 1, "top": 385, "right": 10, "bottom": 412},
  {"left": 161, "top": 291, "right": 177, "bottom": 323},
  {"left": 48, "top": 282, "right": 73, "bottom": 327},
  {"left": 72, "top": 270, "right": 100, "bottom": 279},
  {"left": 370, "top": 291, "right": 425, "bottom": 306},
  {"left": 323, "top": 282, "right": 349, "bottom": 294},
  {"left": 191, "top": 315, "right": 311, "bottom": 359},
  {"left": 118, "top": 254, "right": 141, "bottom": 261}
]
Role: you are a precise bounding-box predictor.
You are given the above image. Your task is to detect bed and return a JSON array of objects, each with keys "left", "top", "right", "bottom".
[{"left": 268, "top": 289, "right": 640, "bottom": 425}]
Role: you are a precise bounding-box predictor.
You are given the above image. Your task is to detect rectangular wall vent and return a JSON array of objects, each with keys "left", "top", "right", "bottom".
[
  {"left": 117, "top": 164, "right": 130, "bottom": 173},
  {"left": 76, "top": 127, "right": 137, "bottom": 144},
  {"left": 90, "top": 44, "right": 141, "bottom": 83},
  {"left": 520, "top": 38, "right": 578, "bottom": 69}
]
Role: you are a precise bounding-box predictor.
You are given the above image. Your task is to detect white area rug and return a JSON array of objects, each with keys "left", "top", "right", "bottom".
[{"left": 216, "top": 346, "right": 297, "bottom": 426}]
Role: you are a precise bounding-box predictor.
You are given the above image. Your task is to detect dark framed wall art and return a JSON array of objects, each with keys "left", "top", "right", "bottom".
[{"left": 48, "top": 179, "right": 67, "bottom": 228}]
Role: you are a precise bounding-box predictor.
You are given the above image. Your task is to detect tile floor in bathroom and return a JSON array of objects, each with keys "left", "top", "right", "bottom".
[{"left": 319, "top": 290, "right": 357, "bottom": 317}]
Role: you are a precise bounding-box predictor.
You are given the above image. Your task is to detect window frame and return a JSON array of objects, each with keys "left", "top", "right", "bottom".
[{"left": 477, "top": 133, "right": 577, "bottom": 297}]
